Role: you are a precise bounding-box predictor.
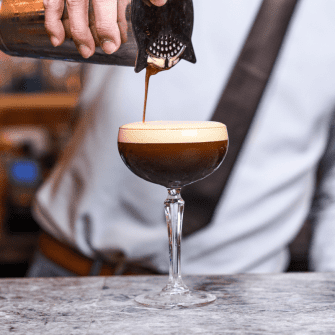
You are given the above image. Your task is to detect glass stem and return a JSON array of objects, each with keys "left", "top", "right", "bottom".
[{"left": 163, "top": 188, "right": 189, "bottom": 295}]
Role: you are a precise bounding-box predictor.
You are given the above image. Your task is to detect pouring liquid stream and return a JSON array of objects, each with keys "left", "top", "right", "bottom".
[{"left": 143, "top": 65, "right": 163, "bottom": 123}]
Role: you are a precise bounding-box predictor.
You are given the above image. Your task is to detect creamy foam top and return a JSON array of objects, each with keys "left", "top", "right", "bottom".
[{"left": 118, "top": 121, "right": 228, "bottom": 143}]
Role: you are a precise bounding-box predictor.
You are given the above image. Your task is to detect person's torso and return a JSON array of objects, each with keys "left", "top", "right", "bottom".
[{"left": 35, "top": 0, "right": 335, "bottom": 274}]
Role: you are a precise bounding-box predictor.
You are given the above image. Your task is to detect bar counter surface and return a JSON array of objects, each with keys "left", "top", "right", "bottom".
[{"left": 0, "top": 273, "right": 334, "bottom": 334}]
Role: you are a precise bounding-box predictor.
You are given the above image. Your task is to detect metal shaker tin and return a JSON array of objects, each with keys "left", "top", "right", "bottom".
[{"left": 0, "top": 0, "right": 195, "bottom": 72}]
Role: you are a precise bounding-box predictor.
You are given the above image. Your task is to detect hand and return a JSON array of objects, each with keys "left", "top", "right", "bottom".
[{"left": 44, "top": 0, "right": 168, "bottom": 58}]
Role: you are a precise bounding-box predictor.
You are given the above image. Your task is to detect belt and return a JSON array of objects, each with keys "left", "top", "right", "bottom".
[{"left": 38, "top": 232, "right": 159, "bottom": 276}]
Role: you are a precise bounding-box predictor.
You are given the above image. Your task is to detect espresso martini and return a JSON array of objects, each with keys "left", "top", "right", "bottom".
[
  {"left": 118, "top": 121, "right": 228, "bottom": 188},
  {"left": 118, "top": 120, "right": 228, "bottom": 308}
]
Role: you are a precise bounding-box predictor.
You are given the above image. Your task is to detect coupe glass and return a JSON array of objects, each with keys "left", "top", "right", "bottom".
[{"left": 118, "top": 120, "right": 228, "bottom": 308}]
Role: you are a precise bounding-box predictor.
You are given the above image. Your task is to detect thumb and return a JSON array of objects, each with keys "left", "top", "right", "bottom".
[{"left": 150, "top": 0, "right": 167, "bottom": 6}]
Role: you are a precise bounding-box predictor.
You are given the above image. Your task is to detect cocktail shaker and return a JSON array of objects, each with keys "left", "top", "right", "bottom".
[{"left": 0, "top": 0, "right": 196, "bottom": 72}]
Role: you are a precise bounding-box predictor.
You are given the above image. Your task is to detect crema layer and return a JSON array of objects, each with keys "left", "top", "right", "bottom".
[{"left": 118, "top": 121, "right": 228, "bottom": 144}]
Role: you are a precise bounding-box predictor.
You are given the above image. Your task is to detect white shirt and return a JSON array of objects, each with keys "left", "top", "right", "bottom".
[{"left": 34, "top": 0, "right": 335, "bottom": 274}]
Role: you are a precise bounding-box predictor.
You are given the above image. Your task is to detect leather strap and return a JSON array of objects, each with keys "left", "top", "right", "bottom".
[
  {"left": 39, "top": 232, "right": 115, "bottom": 276},
  {"left": 182, "top": 0, "right": 300, "bottom": 236},
  {"left": 38, "top": 232, "right": 160, "bottom": 276}
]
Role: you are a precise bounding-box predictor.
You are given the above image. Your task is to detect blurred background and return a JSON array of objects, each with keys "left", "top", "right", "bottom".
[
  {"left": 0, "top": 51, "right": 82, "bottom": 277},
  {"left": 0, "top": 51, "right": 310, "bottom": 277}
]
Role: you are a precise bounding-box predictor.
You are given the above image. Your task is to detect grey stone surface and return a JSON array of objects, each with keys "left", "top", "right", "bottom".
[{"left": 0, "top": 273, "right": 334, "bottom": 334}]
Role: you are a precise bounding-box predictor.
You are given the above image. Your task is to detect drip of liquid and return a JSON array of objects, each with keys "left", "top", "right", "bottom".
[{"left": 143, "top": 65, "right": 163, "bottom": 123}]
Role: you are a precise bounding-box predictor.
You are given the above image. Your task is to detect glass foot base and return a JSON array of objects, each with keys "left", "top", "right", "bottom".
[{"left": 135, "top": 291, "right": 216, "bottom": 308}]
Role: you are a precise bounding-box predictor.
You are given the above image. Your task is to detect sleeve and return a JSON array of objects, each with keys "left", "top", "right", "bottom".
[{"left": 310, "top": 109, "right": 335, "bottom": 271}]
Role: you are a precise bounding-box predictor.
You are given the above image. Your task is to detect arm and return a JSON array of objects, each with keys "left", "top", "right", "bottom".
[{"left": 43, "top": 0, "right": 167, "bottom": 58}]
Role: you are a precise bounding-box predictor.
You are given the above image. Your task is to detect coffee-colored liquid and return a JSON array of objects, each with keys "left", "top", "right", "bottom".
[
  {"left": 143, "top": 65, "right": 163, "bottom": 123},
  {"left": 118, "top": 140, "right": 228, "bottom": 188}
]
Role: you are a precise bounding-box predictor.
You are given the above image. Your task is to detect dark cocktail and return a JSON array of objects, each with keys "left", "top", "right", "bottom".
[{"left": 118, "top": 120, "right": 228, "bottom": 308}]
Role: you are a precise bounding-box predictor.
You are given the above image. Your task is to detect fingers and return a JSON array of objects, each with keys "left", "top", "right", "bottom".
[
  {"left": 44, "top": 0, "right": 66, "bottom": 46},
  {"left": 150, "top": 0, "right": 167, "bottom": 6},
  {"left": 92, "top": 0, "right": 121, "bottom": 54},
  {"left": 66, "top": 0, "right": 95, "bottom": 58},
  {"left": 45, "top": 0, "right": 165, "bottom": 59},
  {"left": 117, "top": 0, "right": 130, "bottom": 44}
]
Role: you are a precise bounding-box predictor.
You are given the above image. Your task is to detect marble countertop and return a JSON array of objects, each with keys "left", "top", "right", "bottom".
[{"left": 0, "top": 273, "right": 335, "bottom": 334}]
